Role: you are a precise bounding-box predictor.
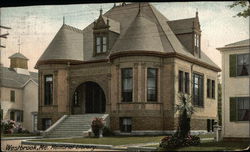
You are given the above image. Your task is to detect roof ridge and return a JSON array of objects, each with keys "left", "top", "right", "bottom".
[
  {"left": 63, "top": 24, "right": 83, "bottom": 33},
  {"left": 168, "top": 17, "right": 196, "bottom": 22}
]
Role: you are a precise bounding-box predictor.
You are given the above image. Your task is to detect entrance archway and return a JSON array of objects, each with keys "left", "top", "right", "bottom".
[{"left": 72, "top": 81, "right": 106, "bottom": 114}]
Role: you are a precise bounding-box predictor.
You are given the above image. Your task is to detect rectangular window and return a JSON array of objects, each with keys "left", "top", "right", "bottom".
[
  {"left": 95, "top": 36, "right": 107, "bottom": 54},
  {"left": 10, "top": 111, "right": 15, "bottom": 121},
  {"left": 212, "top": 80, "right": 215, "bottom": 99},
  {"left": 96, "top": 37, "right": 101, "bottom": 53},
  {"left": 120, "top": 117, "right": 132, "bottom": 133},
  {"left": 16, "top": 111, "right": 21, "bottom": 122},
  {"left": 207, "top": 79, "right": 211, "bottom": 98},
  {"left": 147, "top": 68, "right": 158, "bottom": 101},
  {"left": 237, "top": 53, "right": 249, "bottom": 76},
  {"left": 121, "top": 68, "right": 133, "bottom": 102},
  {"left": 102, "top": 37, "right": 107, "bottom": 52},
  {"left": 193, "top": 73, "right": 204, "bottom": 107},
  {"left": 178, "top": 71, "right": 183, "bottom": 92},
  {"left": 237, "top": 97, "right": 250, "bottom": 121},
  {"left": 185, "top": 72, "right": 189, "bottom": 94},
  {"left": 207, "top": 79, "right": 215, "bottom": 99},
  {"left": 179, "top": 71, "right": 189, "bottom": 94},
  {"left": 42, "top": 118, "right": 52, "bottom": 130},
  {"left": 0, "top": 109, "right": 3, "bottom": 120},
  {"left": 10, "top": 90, "right": 15, "bottom": 102},
  {"left": 44, "top": 75, "right": 53, "bottom": 105}
]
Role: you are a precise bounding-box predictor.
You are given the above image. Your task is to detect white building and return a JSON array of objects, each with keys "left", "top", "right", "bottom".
[
  {"left": 217, "top": 39, "right": 250, "bottom": 140},
  {"left": 0, "top": 52, "right": 38, "bottom": 132}
]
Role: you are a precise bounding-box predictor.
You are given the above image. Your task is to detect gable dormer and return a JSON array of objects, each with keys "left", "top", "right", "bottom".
[
  {"left": 92, "top": 8, "right": 120, "bottom": 57},
  {"left": 93, "top": 9, "right": 109, "bottom": 56},
  {"left": 168, "top": 11, "right": 201, "bottom": 58}
]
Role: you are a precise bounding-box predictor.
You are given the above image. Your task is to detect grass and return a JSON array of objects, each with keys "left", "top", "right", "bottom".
[
  {"left": 33, "top": 136, "right": 165, "bottom": 146},
  {"left": 158, "top": 141, "right": 250, "bottom": 151},
  {"left": 197, "top": 133, "right": 215, "bottom": 138},
  {"left": 1, "top": 133, "right": 40, "bottom": 137}
]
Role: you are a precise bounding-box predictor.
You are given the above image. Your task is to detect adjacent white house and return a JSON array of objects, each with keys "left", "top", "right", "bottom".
[
  {"left": 217, "top": 39, "right": 250, "bottom": 140},
  {"left": 0, "top": 52, "right": 38, "bottom": 132}
]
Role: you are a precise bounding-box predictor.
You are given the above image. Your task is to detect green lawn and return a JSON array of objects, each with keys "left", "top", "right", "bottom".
[
  {"left": 198, "top": 133, "right": 215, "bottom": 138},
  {"left": 158, "top": 141, "right": 250, "bottom": 151},
  {"left": 33, "top": 136, "right": 165, "bottom": 146}
]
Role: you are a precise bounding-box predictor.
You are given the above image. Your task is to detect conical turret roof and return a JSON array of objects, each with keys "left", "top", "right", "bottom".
[
  {"left": 37, "top": 24, "right": 83, "bottom": 64},
  {"left": 111, "top": 13, "right": 164, "bottom": 53}
]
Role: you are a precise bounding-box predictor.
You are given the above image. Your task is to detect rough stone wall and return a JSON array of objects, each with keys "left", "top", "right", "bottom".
[{"left": 174, "top": 58, "right": 218, "bottom": 120}]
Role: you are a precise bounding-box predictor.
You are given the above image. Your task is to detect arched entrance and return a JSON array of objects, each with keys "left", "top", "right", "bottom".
[{"left": 72, "top": 81, "right": 106, "bottom": 114}]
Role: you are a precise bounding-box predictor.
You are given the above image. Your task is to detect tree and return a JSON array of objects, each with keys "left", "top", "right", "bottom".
[
  {"left": 217, "top": 83, "right": 222, "bottom": 126},
  {"left": 175, "top": 93, "right": 194, "bottom": 138},
  {"left": 229, "top": 0, "right": 250, "bottom": 18}
]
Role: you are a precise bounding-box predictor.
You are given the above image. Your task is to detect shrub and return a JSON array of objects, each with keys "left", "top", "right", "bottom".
[
  {"left": 91, "top": 117, "right": 104, "bottom": 137},
  {"left": 1, "top": 120, "right": 16, "bottom": 134},
  {"left": 103, "top": 126, "right": 114, "bottom": 137},
  {"left": 159, "top": 135, "right": 200, "bottom": 149},
  {"left": 1, "top": 120, "right": 29, "bottom": 134}
]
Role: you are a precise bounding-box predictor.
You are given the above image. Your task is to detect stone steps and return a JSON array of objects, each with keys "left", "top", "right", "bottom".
[{"left": 44, "top": 114, "right": 106, "bottom": 138}]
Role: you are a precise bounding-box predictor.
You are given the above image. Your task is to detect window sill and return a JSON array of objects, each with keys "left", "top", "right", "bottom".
[
  {"left": 207, "top": 97, "right": 216, "bottom": 100},
  {"left": 193, "top": 105, "right": 204, "bottom": 108},
  {"left": 94, "top": 52, "right": 109, "bottom": 56},
  {"left": 230, "top": 75, "right": 250, "bottom": 78},
  {"left": 118, "top": 102, "right": 162, "bottom": 104},
  {"left": 42, "top": 105, "right": 58, "bottom": 107},
  {"left": 230, "top": 120, "right": 250, "bottom": 123}
]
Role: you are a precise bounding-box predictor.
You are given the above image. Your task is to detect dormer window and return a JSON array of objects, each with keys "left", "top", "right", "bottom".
[
  {"left": 194, "top": 33, "right": 200, "bottom": 56},
  {"left": 96, "top": 36, "right": 107, "bottom": 53},
  {"left": 95, "top": 35, "right": 108, "bottom": 55}
]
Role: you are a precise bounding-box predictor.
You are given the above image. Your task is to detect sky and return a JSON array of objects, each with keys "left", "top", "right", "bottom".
[{"left": 0, "top": 2, "right": 249, "bottom": 72}]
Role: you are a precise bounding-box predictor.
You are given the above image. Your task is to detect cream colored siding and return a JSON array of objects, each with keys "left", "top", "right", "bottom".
[{"left": 221, "top": 47, "right": 250, "bottom": 138}]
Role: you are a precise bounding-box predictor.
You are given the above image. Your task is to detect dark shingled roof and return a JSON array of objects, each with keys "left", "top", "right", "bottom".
[
  {"left": 9, "top": 52, "right": 28, "bottom": 60},
  {"left": 0, "top": 67, "right": 38, "bottom": 88},
  {"left": 38, "top": 24, "right": 83, "bottom": 63},
  {"left": 37, "top": 2, "right": 219, "bottom": 70},
  {"left": 168, "top": 18, "right": 195, "bottom": 34},
  {"left": 111, "top": 13, "right": 164, "bottom": 53}
]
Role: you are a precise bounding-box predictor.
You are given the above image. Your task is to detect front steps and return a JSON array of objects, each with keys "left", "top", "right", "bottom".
[{"left": 44, "top": 114, "right": 107, "bottom": 138}]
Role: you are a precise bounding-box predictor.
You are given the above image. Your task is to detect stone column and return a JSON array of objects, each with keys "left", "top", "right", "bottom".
[
  {"left": 141, "top": 63, "right": 146, "bottom": 102},
  {"left": 133, "top": 63, "right": 139, "bottom": 102}
]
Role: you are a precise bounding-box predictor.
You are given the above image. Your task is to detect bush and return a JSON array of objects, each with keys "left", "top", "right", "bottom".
[
  {"left": 91, "top": 117, "right": 104, "bottom": 137},
  {"left": 159, "top": 135, "right": 200, "bottom": 149},
  {"left": 1, "top": 120, "right": 29, "bottom": 134},
  {"left": 1, "top": 120, "right": 16, "bottom": 134},
  {"left": 102, "top": 126, "right": 114, "bottom": 137}
]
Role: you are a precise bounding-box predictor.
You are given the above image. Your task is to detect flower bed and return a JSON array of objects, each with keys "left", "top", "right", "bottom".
[
  {"left": 1, "top": 120, "right": 29, "bottom": 134},
  {"left": 159, "top": 135, "right": 200, "bottom": 149}
]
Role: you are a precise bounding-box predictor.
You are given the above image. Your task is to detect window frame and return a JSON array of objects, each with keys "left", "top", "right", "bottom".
[
  {"left": 236, "top": 53, "right": 249, "bottom": 76},
  {"left": 10, "top": 90, "right": 15, "bottom": 102},
  {"left": 42, "top": 118, "right": 52, "bottom": 130},
  {"left": 179, "top": 70, "right": 190, "bottom": 94},
  {"left": 193, "top": 73, "right": 204, "bottom": 107},
  {"left": 121, "top": 68, "right": 133, "bottom": 102},
  {"left": 94, "top": 33, "right": 108, "bottom": 55},
  {"left": 119, "top": 117, "right": 132, "bottom": 133},
  {"left": 44, "top": 75, "right": 53, "bottom": 106},
  {"left": 147, "top": 68, "right": 158, "bottom": 102},
  {"left": 237, "top": 97, "right": 250, "bottom": 121}
]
